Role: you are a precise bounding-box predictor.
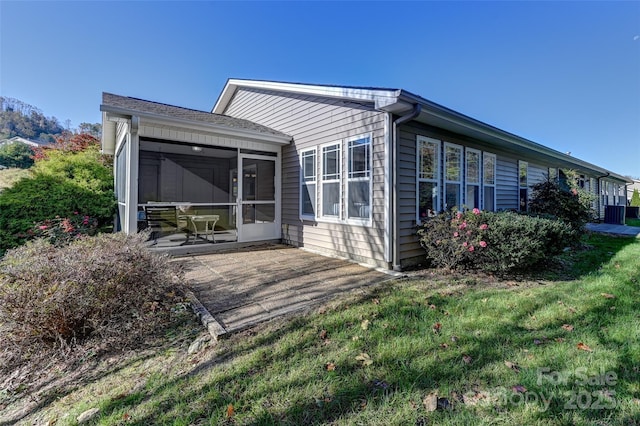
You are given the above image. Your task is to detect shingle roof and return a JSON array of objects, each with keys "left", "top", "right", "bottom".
[{"left": 102, "top": 93, "right": 290, "bottom": 139}]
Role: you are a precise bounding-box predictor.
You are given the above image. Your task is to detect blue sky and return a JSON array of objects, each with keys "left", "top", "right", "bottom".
[{"left": 1, "top": 1, "right": 638, "bottom": 177}]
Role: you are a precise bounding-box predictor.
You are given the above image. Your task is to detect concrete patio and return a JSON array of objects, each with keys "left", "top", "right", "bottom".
[
  {"left": 173, "top": 244, "right": 396, "bottom": 337},
  {"left": 586, "top": 222, "right": 640, "bottom": 238}
]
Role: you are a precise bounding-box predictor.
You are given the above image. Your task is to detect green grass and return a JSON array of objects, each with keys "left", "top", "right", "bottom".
[
  {"left": 626, "top": 218, "right": 640, "bottom": 228},
  {"left": 2, "top": 235, "right": 639, "bottom": 425},
  {"left": 0, "top": 167, "right": 30, "bottom": 191}
]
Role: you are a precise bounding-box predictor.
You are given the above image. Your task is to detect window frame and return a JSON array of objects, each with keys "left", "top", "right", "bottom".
[
  {"left": 482, "top": 152, "right": 497, "bottom": 212},
  {"left": 443, "top": 142, "right": 463, "bottom": 211},
  {"left": 319, "top": 141, "right": 342, "bottom": 222},
  {"left": 519, "top": 160, "right": 529, "bottom": 211},
  {"left": 299, "top": 147, "right": 317, "bottom": 220},
  {"left": 345, "top": 134, "right": 372, "bottom": 225},
  {"left": 416, "top": 136, "right": 441, "bottom": 223},
  {"left": 465, "top": 147, "right": 481, "bottom": 210}
]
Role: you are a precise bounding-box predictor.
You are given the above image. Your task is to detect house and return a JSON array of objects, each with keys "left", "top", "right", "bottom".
[
  {"left": 0, "top": 136, "right": 42, "bottom": 148},
  {"left": 101, "top": 79, "right": 631, "bottom": 270}
]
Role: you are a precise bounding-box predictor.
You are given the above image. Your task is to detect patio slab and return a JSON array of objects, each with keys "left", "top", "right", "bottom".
[
  {"left": 173, "top": 244, "right": 396, "bottom": 336},
  {"left": 586, "top": 223, "right": 640, "bottom": 237}
]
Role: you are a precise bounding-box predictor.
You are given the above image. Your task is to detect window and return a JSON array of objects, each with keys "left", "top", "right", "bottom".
[
  {"left": 482, "top": 152, "right": 496, "bottom": 212},
  {"left": 347, "top": 136, "right": 371, "bottom": 221},
  {"left": 320, "top": 143, "right": 341, "bottom": 218},
  {"left": 417, "top": 136, "right": 440, "bottom": 220},
  {"left": 519, "top": 160, "right": 528, "bottom": 211},
  {"left": 465, "top": 148, "right": 481, "bottom": 209},
  {"left": 444, "top": 143, "right": 462, "bottom": 211},
  {"left": 548, "top": 167, "right": 558, "bottom": 182},
  {"left": 300, "top": 148, "right": 317, "bottom": 219}
]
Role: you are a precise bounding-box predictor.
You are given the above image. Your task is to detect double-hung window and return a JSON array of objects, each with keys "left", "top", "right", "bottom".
[
  {"left": 519, "top": 160, "right": 528, "bottom": 211},
  {"left": 465, "top": 148, "right": 481, "bottom": 209},
  {"left": 417, "top": 136, "right": 440, "bottom": 220},
  {"left": 300, "top": 148, "right": 317, "bottom": 219},
  {"left": 320, "top": 142, "right": 341, "bottom": 219},
  {"left": 482, "top": 152, "right": 496, "bottom": 211},
  {"left": 347, "top": 136, "right": 371, "bottom": 221},
  {"left": 444, "top": 142, "right": 462, "bottom": 211}
]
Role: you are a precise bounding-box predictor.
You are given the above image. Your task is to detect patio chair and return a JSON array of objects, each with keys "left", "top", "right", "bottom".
[{"left": 145, "top": 206, "right": 179, "bottom": 239}]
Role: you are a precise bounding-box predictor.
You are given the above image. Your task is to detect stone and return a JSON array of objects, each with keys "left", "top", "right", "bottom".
[
  {"left": 188, "top": 335, "right": 211, "bottom": 354},
  {"left": 76, "top": 407, "right": 99, "bottom": 423}
]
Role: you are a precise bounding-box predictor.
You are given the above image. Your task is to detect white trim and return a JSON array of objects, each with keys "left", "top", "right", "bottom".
[
  {"left": 213, "top": 79, "right": 398, "bottom": 114},
  {"left": 444, "top": 141, "right": 463, "bottom": 211},
  {"left": 482, "top": 152, "right": 497, "bottom": 212},
  {"left": 345, "top": 134, "right": 373, "bottom": 226},
  {"left": 464, "top": 147, "right": 481, "bottom": 210},
  {"left": 318, "top": 141, "right": 342, "bottom": 222},
  {"left": 299, "top": 147, "right": 317, "bottom": 221},
  {"left": 416, "top": 136, "right": 441, "bottom": 223}
]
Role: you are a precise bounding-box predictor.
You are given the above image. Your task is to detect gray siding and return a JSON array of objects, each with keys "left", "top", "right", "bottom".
[
  {"left": 496, "top": 157, "right": 519, "bottom": 211},
  {"left": 224, "top": 88, "right": 388, "bottom": 267},
  {"left": 528, "top": 163, "right": 548, "bottom": 187}
]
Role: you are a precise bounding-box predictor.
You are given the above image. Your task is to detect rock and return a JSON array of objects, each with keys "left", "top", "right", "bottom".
[
  {"left": 188, "top": 335, "right": 211, "bottom": 354},
  {"left": 76, "top": 408, "right": 99, "bottom": 423}
]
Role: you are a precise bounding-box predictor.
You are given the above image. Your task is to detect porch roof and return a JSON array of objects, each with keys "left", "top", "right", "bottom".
[{"left": 100, "top": 93, "right": 291, "bottom": 155}]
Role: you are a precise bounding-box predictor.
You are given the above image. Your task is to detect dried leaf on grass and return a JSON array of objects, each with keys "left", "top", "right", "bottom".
[
  {"left": 355, "top": 353, "right": 373, "bottom": 366},
  {"left": 360, "top": 320, "right": 370, "bottom": 330},
  {"left": 325, "top": 362, "right": 336, "bottom": 371},
  {"left": 561, "top": 324, "right": 574, "bottom": 332},
  {"left": 462, "top": 354, "right": 473, "bottom": 364},
  {"left": 504, "top": 360, "right": 520, "bottom": 373},
  {"left": 512, "top": 385, "right": 527, "bottom": 393},
  {"left": 577, "top": 342, "right": 593, "bottom": 352},
  {"left": 423, "top": 393, "right": 438, "bottom": 412},
  {"left": 226, "top": 404, "right": 234, "bottom": 418},
  {"left": 601, "top": 293, "right": 616, "bottom": 299}
]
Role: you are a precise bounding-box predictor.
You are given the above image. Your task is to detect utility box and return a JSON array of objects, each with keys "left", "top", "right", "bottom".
[{"left": 604, "top": 205, "right": 626, "bottom": 225}]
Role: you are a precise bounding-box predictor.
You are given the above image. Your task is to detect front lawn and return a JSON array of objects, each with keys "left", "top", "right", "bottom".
[
  {"left": 626, "top": 218, "right": 640, "bottom": 228},
  {"left": 1, "top": 234, "right": 639, "bottom": 425}
]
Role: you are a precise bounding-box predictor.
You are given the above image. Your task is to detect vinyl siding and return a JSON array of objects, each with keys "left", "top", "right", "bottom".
[
  {"left": 224, "top": 87, "right": 388, "bottom": 268},
  {"left": 496, "top": 157, "right": 519, "bottom": 211}
]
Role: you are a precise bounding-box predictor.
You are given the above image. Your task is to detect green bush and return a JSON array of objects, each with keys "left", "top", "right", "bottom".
[
  {"left": 0, "top": 145, "right": 115, "bottom": 255},
  {"left": 0, "top": 141, "right": 34, "bottom": 169},
  {"left": 529, "top": 177, "right": 594, "bottom": 236},
  {"left": 0, "top": 232, "right": 184, "bottom": 370},
  {"left": 631, "top": 189, "right": 640, "bottom": 207},
  {"left": 417, "top": 210, "right": 574, "bottom": 273}
]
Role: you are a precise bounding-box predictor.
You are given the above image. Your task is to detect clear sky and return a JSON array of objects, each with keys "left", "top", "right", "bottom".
[{"left": 1, "top": 1, "right": 638, "bottom": 177}]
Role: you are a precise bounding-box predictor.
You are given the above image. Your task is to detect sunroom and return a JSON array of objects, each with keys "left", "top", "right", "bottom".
[{"left": 100, "top": 93, "right": 291, "bottom": 249}]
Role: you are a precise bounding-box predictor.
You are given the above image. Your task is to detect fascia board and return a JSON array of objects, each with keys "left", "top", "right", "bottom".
[
  {"left": 395, "top": 92, "right": 631, "bottom": 183},
  {"left": 100, "top": 105, "right": 291, "bottom": 146}
]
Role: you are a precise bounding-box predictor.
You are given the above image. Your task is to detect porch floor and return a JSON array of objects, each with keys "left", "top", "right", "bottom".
[{"left": 172, "top": 244, "right": 395, "bottom": 335}]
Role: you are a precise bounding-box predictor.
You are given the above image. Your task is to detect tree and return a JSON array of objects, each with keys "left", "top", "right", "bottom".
[
  {"left": 631, "top": 189, "right": 640, "bottom": 207},
  {"left": 32, "top": 132, "right": 102, "bottom": 161},
  {"left": 77, "top": 122, "right": 102, "bottom": 139},
  {"left": 0, "top": 141, "right": 34, "bottom": 169}
]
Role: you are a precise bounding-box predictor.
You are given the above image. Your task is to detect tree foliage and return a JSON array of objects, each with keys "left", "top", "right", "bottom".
[
  {"left": 0, "top": 135, "right": 115, "bottom": 255},
  {"left": 0, "top": 97, "right": 64, "bottom": 143},
  {"left": 631, "top": 189, "right": 640, "bottom": 207},
  {"left": 0, "top": 141, "right": 34, "bottom": 169}
]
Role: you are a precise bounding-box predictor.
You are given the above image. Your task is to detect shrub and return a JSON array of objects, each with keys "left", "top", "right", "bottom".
[
  {"left": 0, "top": 232, "right": 184, "bottom": 370},
  {"left": 529, "top": 176, "right": 594, "bottom": 236},
  {"left": 0, "top": 141, "right": 34, "bottom": 169},
  {"left": 417, "top": 210, "right": 574, "bottom": 273},
  {"left": 0, "top": 144, "right": 115, "bottom": 255},
  {"left": 631, "top": 189, "right": 640, "bottom": 207},
  {"left": 33, "top": 213, "right": 99, "bottom": 246}
]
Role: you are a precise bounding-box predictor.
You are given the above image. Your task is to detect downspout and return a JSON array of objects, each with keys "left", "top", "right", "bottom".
[
  {"left": 596, "top": 172, "right": 610, "bottom": 221},
  {"left": 391, "top": 103, "right": 422, "bottom": 271}
]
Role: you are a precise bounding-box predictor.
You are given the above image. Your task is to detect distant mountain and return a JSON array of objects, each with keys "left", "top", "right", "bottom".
[{"left": 0, "top": 97, "right": 65, "bottom": 144}]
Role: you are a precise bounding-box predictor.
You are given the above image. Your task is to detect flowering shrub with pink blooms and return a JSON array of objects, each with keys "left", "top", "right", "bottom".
[
  {"left": 418, "top": 209, "right": 573, "bottom": 273},
  {"left": 33, "top": 212, "right": 99, "bottom": 246}
]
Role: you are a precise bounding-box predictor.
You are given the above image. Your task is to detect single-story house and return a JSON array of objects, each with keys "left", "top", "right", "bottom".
[{"left": 101, "top": 79, "right": 631, "bottom": 270}]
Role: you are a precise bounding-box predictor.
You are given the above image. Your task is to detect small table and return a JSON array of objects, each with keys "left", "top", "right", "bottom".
[{"left": 188, "top": 215, "right": 220, "bottom": 243}]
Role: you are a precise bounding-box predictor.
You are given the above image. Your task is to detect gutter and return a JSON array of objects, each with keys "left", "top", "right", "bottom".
[{"left": 391, "top": 103, "right": 422, "bottom": 271}]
